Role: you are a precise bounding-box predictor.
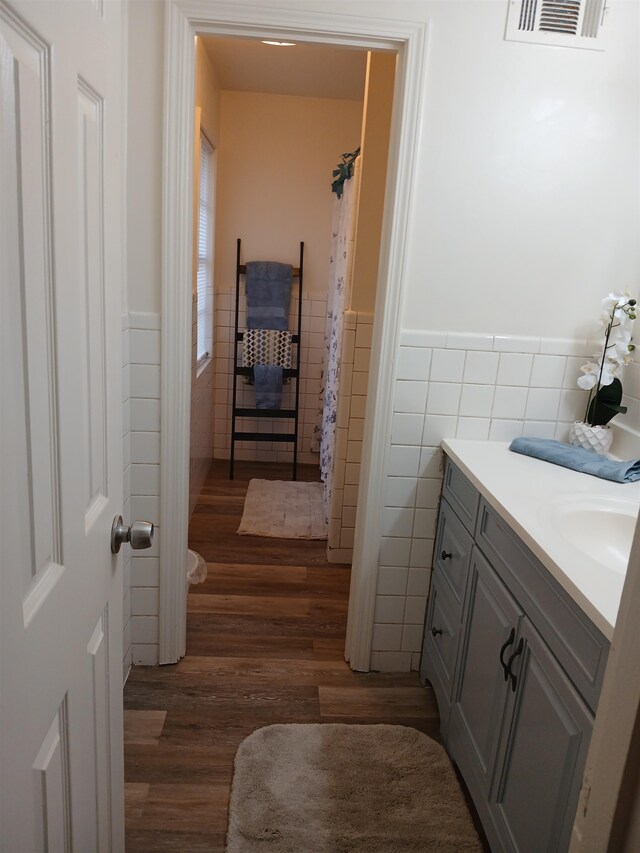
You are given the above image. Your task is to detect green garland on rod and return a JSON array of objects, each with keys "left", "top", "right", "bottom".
[{"left": 331, "top": 147, "right": 360, "bottom": 198}]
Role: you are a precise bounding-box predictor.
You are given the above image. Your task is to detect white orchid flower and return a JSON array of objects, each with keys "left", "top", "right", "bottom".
[
  {"left": 601, "top": 294, "right": 621, "bottom": 313},
  {"left": 612, "top": 340, "right": 632, "bottom": 360},
  {"left": 577, "top": 373, "right": 598, "bottom": 390},
  {"left": 576, "top": 292, "right": 637, "bottom": 426},
  {"left": 581, "top": 298, "right": 635, "bottom": 357},
  {"left": 602, "top": 291, "right": 631, "bottom": 313},
  {"left": 578, "top": 363, "right": 599, "bottom": 390}
]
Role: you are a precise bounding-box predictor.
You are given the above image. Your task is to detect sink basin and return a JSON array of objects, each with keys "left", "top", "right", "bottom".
[{"left": 541, "top": 496, "right": 639, "bottom": 574}]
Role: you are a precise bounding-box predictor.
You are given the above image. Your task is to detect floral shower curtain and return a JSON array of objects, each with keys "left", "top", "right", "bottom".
[{"left": 312, "top": 153, "right": 361, "bottom": 521}]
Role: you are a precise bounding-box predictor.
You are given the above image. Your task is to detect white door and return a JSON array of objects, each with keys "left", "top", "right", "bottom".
[{"left": 1, "top": 1, "right": 126, "bottom": 849}]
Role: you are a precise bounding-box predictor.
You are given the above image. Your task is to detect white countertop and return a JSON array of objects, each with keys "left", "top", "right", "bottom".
[{"left": 442, "top": 439, "right": 640, "bottom": 639}]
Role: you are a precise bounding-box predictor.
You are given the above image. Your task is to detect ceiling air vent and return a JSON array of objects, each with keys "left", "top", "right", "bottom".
[{"left": 505, "top": 0, "right": 609, "bottom": 50}]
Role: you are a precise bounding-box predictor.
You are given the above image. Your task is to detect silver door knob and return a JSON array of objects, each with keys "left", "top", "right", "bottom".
[{"left": 111, "top": 515, "right": 154, "bottom": 554}]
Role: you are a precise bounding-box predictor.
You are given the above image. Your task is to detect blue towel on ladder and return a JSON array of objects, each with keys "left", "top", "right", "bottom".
[
  {"left": 245, "top": 262, "right": 292, "bottom": 330},
  {"left": 253, "top": 364, "right": 283, "bottom": 409},
  {"left": 509, "top": 437, "right": 640, "bottom": 483}
]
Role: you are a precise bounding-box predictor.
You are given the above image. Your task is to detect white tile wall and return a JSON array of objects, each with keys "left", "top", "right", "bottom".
[
  {"left": 619, "top": 348, "right": 640, "bottom": 452},
  {"left": 121, "top": 311, "right": 637, "bottom": 677},
  {"left": 127, "top": 312, "right": 161, "bottom": 667},
  {"left": 122, "top": 316, "right": 132, "bottom": 683},
  {"left": 327, "top": 310, "right": 373, "bottom": 565},
  {"left": 371, "top": 330, "right": 593, "bottom": 672},
  {"left": 623, "top": 353, "right": 640, "bottom": 420},
  {"left": 212, "top": 286, "right": 326, "bottom": 466}
]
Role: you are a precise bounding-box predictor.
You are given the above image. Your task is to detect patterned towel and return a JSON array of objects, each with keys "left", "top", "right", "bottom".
[{"left": 242, "top": 329, "right": 292, "bottom": 369}]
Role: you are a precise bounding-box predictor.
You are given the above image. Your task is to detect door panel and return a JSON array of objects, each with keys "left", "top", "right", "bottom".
[
  {"left": 87, "top": 609, "right": 113, "bottom": 853},
  {"left": 32, "top": 703, "right": 72, "bottom": 852},
  {"left": 2, "top": 7, "right": 64, "bottom": 611},
  {"left": 78, "top": 77, "right": 109, "bottom": 518},
  {"left": 1, "top": 1, "right": 125, "bottom": 849}
]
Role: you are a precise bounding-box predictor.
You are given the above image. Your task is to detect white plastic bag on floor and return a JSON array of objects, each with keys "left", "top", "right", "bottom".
[{"left": 187, "top": 549, "right": 207, "bottom": 584}]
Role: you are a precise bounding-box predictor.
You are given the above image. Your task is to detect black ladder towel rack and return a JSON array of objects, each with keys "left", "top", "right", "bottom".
[{"left": 229, "top": 238, "right": 304, "bottom": 480}]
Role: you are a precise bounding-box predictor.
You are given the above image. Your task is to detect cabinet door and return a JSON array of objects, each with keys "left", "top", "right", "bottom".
[
  {"left": 443, "top": 457, "right": 480, "bottom": 534},
  {"left": 434, "top": 498, "right": 474, "bottom": 606},
  {"left": 491, "top": 619, "right": 593, "bottom": 853},
  {"left": 448, "top": 548, "right": 523, "bottom": 797},
  {"left": 420, "top": 572, "right": 461, "bottom": 730}
]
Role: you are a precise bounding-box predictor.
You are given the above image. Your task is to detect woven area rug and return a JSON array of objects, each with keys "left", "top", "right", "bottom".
[
  {"left": 225, "top": 724, "right": 482, "bottom": 852},
  {"left": 237, "top": 480, "right": 327, "bottom": 540}
]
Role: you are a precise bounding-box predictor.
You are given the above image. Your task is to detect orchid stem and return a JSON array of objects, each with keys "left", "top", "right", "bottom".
[
  {"left": 591, "top": 307, "right": 616, "bottom": 426},
  {"left": 585, "top": 303, "right": 628, "bottom": 426}
]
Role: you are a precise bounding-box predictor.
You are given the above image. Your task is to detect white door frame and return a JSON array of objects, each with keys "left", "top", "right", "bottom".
[{"left": 159, "top": 0, "right": 429, "bottom": 668}]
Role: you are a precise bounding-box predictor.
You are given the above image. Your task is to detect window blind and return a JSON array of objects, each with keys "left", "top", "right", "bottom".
[{"left": 197, "top": 134, "right": 214, "bottom": 364}]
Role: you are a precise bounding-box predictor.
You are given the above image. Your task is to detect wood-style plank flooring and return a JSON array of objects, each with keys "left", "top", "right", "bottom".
[{"left": 123, "top": 460, "right": 440, "bottom": 852}]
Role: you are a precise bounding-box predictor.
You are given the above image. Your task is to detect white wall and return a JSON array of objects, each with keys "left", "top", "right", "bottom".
[
  {"left": 126, "top": 0, "right": 164, "bottom": 315},
  {"left": 351, "top": 51, "right": 395, "bottom": 315},
  {"left": 196, "top": 38, "right": 222, "bottom": 155},
  {"left": 127, "top": 0, "right": 639, "bottom": 331},
  {"left": 124, "top": 0, "right": 165, "bottom": 666},
  {"left": 214, "top": 90, "right": 363, "bottom": 296},
  {"left": 206, "top": 89, "right": 362, "bottom": 465},
  {"left": 401, "top": 0, "right": 639, "bottom": 336}
]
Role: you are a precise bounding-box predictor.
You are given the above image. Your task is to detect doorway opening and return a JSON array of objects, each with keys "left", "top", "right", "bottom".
[
  {"left": 187, "top": 35, "right": 396, "bottom": 586},
  {"left": 158, "top": 3, "right": 429, "bottom": 672}
]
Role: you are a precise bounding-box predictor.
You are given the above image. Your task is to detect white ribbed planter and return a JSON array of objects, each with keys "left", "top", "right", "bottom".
[{"left": 569, "top": 421, "right": 613, "bottom": 455}]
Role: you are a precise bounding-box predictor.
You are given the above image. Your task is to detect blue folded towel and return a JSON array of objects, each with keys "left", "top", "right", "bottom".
[
  {"left": 245, "top": 262, "right": 292, "bottom": 330},
  {"left": 509, "top": 437, "right": 640, "bottom": 483},
  {"left": 253, "top": 364, "right": 283, "bottom": 409}
]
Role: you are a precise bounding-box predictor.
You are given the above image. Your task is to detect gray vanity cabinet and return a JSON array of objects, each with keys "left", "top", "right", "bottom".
[
  {"left": 421, "top": 456, "right": 608, "bottom": 853},
  {"left": 449, "top": 548, "right": 593, "bottom": 852}
]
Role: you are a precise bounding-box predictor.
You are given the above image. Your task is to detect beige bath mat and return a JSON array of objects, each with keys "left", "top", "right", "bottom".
[
  {"left": 225, "top": 723, "right": 482, "bottom": 852},
  {"left": 237, "top": 479, "right": 328, "bottom": 540}
]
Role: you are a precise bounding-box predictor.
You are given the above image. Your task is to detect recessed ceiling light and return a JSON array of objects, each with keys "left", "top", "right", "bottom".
[{"left": 262, "top": 40, "right": 296, "bottom": 47}]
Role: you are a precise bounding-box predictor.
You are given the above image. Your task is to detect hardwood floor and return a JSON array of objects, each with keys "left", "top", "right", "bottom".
[{"left": 123, "top": 460, "right": 440, "bottom": 852}]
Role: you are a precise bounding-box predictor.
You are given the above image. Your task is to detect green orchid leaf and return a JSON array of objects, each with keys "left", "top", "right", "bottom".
[{"left": 587, "top": 378, "right": 626, "bottom": 426}]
